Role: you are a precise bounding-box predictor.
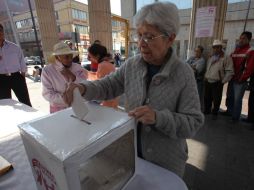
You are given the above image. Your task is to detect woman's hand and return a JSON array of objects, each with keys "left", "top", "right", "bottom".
[
  {"left": 128, "top": 105, "right": 156, "bottom": 125},
  {"left": 61, "top": 68, "right": 76, "bottom": 82},
  {"left": 63, "top": 83, "right": 86, "bottom": 106}
]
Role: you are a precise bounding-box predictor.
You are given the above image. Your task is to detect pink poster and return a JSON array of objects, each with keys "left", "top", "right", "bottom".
[{"left": 195, "top": 6, "right": 216, "bottom": 38}]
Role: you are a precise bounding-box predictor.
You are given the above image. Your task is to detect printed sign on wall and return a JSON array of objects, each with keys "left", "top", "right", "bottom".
[{"left": 195, "top": 6, "right": 216, "bottom": 38}]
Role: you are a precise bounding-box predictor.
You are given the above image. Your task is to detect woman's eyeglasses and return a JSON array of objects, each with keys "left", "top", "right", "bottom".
[{"left": 133, "top": 34, "right": 166, "bottom": 44}]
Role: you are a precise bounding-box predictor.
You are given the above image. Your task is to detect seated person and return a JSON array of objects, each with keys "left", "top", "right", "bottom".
[{"left": 33, "top": 65, "right": 42, "bottom": 82}]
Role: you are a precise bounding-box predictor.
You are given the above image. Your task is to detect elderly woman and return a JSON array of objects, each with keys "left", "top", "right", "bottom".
[
  {"left": 41, "top": 41, "right": 88, "bottom": 113},
  {"left": 63, "top": 2, "right": 204, "bottom": 177}
]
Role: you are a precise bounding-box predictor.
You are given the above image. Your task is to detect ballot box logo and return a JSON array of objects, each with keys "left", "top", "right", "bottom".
[{"left": 32, "top": 158, "right": 57, "bottom": 190}]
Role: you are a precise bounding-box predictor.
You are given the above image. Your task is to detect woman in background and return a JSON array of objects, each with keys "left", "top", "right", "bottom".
[
  {"left": 88, "top": 43, "right": 118, "bottom": 108},
  {"left": 41, "top": 41, "right": 88, "bottom": 113}
]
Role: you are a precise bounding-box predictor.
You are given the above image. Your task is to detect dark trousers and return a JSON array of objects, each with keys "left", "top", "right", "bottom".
[
  {"left": 247, "top": 76, "right": 254, "bottom": 122},
  {"left": 204, "top": 81, "right": 224, "bottom": 115},
  {"left": 225, "top": 80, "right": 234, "bottom": 113},
  {"left": 0, "top": 72, "right": 32, "bottom": 106},
  {"left": 248, "top": 90, "right": 254, "bottom": 122},
  {"left": 196, "top": 79, "right": 204, "bottom": 111}
]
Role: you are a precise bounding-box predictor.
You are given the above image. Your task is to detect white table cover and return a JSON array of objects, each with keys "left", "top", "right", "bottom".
[
  {"left": 0, "top": 99, "right": 188, "bottom": 190},
  {"left": 0, "top": 99, "right": 46, "bottom": 190}
]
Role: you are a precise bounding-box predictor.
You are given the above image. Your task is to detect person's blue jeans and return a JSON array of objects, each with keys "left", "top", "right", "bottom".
[{"left": 232, "top": 81, "right": 247, "bottom": 120}]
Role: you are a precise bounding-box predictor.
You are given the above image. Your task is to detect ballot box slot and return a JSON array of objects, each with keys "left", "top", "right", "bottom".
[{"left": 70, "top": 115, "right": 91, "bottom": 125}]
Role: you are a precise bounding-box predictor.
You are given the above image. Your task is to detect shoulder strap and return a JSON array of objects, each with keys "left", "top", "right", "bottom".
[
  {"left": 245, "top": 47, "right": 254, "bottom": 58},
  {"left": 240, "top": 47, "right": 254, "bottom": 76},
  {"left": 243, "top": 47, "right": 253, "bottom": 66},
  {"left": 247, "top": 47, "right": 254, "bottom": 52}
]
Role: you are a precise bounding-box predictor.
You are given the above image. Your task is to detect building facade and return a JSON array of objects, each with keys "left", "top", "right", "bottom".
[
  {"left": 177, "top": 1, "right": 254, "bottom": 60},
  {"left": 1, "top": 0, "right": 124, "bottom": 58},
  {"left": 11, "top": 0, "right": 90, "bottom": 57}
]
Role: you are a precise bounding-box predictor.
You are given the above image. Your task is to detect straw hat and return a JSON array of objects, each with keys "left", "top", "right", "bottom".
[
  {"left": 52, "top": 41, "right": 78, "bottom": 56},
  {"left": 212, "top": 39, "right": 223, "bottom": 47}
]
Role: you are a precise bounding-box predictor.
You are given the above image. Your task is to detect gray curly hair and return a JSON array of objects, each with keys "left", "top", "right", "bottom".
[{"left": 133, "top": 2, "right": 180, "bottom": 36}]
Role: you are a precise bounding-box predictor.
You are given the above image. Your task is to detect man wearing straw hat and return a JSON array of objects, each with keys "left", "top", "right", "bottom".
[
  {"left": 204, "top": 39, "right": 234, "bottom": 120},
  {"left": 41, "top": 41, "right": 88, "bottom": 113}
]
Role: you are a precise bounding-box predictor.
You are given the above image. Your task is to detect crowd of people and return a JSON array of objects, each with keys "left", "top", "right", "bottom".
[
  {"left": 0, "top": 1, "right": 253, "bottom": 179},
  {"left": 186, "top": 31, "right": 254, "bottom": 130}
]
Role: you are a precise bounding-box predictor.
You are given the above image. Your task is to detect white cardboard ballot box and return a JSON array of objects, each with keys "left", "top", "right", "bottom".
[{"left": 19, "top": 102, "right": 136, "bottom": 190}]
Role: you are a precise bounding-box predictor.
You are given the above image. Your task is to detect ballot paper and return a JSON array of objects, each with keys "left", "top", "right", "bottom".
[{"left": 71, "top": 88, "right": 89, "bottom": 120}]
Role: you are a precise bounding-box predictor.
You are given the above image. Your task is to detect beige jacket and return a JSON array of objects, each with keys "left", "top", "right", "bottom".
[{"left": 205, "top": 54, "right": 234, "bottom": 83}]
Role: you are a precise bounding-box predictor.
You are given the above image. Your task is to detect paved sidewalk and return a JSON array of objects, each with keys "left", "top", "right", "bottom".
[{"left": 12, "top": 69, "right": 254, "bottom": 190}]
